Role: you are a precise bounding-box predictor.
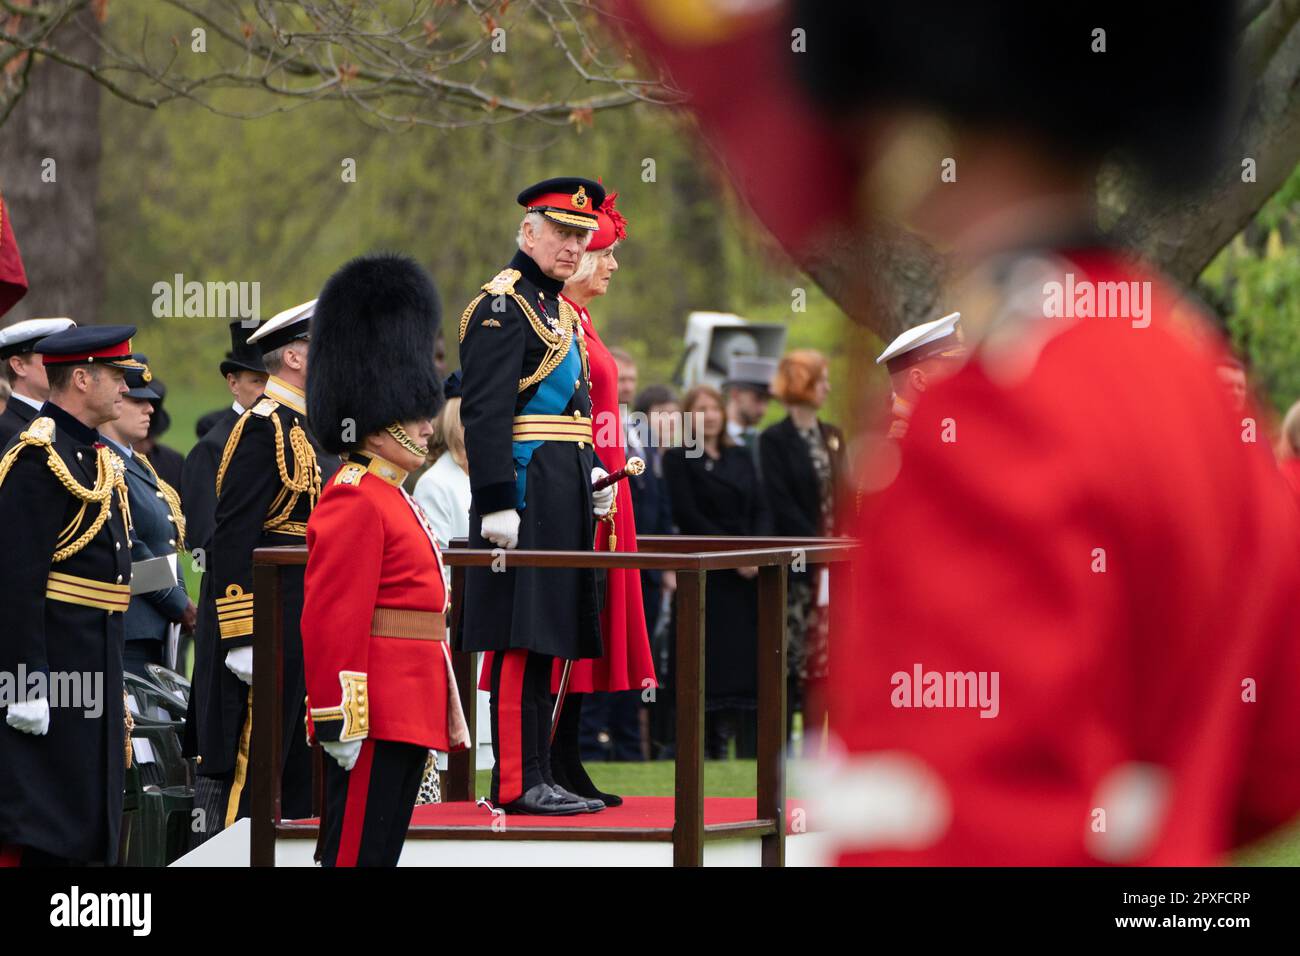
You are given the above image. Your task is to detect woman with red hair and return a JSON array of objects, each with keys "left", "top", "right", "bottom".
[{"left": 759, "top": 349, "right": 844, "bottom": 755}]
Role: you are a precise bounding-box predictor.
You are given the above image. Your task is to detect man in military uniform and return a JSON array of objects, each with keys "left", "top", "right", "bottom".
[
  {"left": 181, "top": 320, "right": 268, "bottom": 555},
  {"left": 99, "top": 354, "right": 196, "bottom": 676},
  {"left": 0, "top": 317, "right": 76, "bottom": 447},
  {"left": 459, "top": 177, "right": 614, "bottom": 815},
  {"left": 873, "top": 311, "right": 966, "bottom": 440},
  {"left": 302, "top": 252, "right": 469, "bottom": 865},
  {"left": 0, "top": 326, "right": 135, "bottom": 866},
  {"left": 186, "top": 300, "right": 338, "bottom": 833}
]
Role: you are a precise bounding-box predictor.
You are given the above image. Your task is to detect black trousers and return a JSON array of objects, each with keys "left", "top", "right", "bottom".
[
  {"left": 488, "top": 649, "right": 554, "bottom": 804},
  {"left": 319, "top": 739, "right": 425, "bottom": 867}
]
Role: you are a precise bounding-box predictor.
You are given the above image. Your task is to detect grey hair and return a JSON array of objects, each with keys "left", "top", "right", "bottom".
[
  {"left": 516, "top": 211, "right": 548, "bottom": 251},
  {"left": 567, "top": 241, "right": 620, "bottom": 287},
  {"left": 261, "top": 339, "right": 306, "bottom": 375}
]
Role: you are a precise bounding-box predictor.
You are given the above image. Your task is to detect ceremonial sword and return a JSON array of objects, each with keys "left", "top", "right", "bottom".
[{"left": 550, "top": 455, "right": 646, "bottom": 741}]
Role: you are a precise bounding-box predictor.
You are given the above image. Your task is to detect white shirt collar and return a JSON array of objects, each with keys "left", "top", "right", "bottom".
[
  {"left": 10, "top": 392, "right": 42, "bottom": 412},
  {"left": 232, "top": 400, "right": 245, "bottom": 414}
]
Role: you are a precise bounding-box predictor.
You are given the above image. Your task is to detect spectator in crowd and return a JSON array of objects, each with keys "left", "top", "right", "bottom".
[
  {"left": 412, "top": 370, "right": 484, "bottom": 804},
  {"left": 630, "top": 383, "right": 679, "bottom": 757},
  {"left": 663, "top": 384, "right": 767, "bottom": 758},
  {"left": 723, "top": 356, "right": 777, "bottom": 456},
  {"left": 136, "top": 375, "right": 184, "bottom": 492},
  {"left": 759, "top": 349, "right": 844, "bottom": 754},
  {"left": 1276, "top": 399, "right": 1300, "bottom": 509},
  {"left": 1217, "top": 354, "right": 1249, "bottom": 415}
]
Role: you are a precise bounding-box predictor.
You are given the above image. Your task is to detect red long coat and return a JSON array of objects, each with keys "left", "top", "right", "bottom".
[
  {"left": 551, "top": 300, "right": 656, "bottom": 693},
  {"left": 302, "top": 456, "right": 466, "bottom": 752},
  {"left": 827, "top": 248, "right": 1300, "bottom": 865}
]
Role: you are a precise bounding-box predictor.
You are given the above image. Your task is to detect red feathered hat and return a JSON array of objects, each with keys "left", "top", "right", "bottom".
[
  {"left": 589, "top": 190, "right": 628, "bottom": 252},
  {"left": 0, "top": 193, "right": 29, "bottom": 318}
]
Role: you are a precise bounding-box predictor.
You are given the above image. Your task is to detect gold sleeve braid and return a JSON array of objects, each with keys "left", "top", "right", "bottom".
[
  {"left": 0, "top": 418, "right": 130, "bottom": 562},
  {"left": 136, "top": 452, "right": 187, "bottom": 549}
]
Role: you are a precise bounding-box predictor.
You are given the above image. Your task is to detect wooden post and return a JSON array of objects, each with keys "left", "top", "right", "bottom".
[
  {"left": 673, "top": 569, "right": 705, "bottom": 867},
  {"left": 249, "top": 558, "right": 283, "bottom": 867},
  {"left": 445, "top": 550, "right": 475, "bottom": 803},
  {"left": 756, "top": 562, "right": 788, "bottom": 867}
]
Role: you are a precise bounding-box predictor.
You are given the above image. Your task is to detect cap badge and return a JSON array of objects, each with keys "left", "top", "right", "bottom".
[{"left": 572, "top": 185, "right": 588, "bottom": 208}]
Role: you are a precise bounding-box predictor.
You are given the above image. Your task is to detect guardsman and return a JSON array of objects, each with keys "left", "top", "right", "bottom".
[
  {"left": 873, "top": 311, "right": 966, "bottom": 440},
  {"left": 301, "top": 253, "right": 469, "bottom": 866},
  {"left": 0, "top": 317, "right": 76, "bottom": 447},
  {"left": 181, "top": 320, "right": 269, "bottom": 555},
  {"left": 98, "top": 354, "right": 196, "bottom": 676},
  {"left": 187, "top": 299, "right": 337, "bottom": 833},
  {"left": 0, "top": 326, "right": 135, "bottom": 866},
  {"left": 459, "top": 177, "right": 614, "bottom": 815}
]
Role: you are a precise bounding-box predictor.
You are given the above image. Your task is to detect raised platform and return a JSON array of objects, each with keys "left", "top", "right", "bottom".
[{"left": 174, "top": 798, "right": 832, "bottom": 866}]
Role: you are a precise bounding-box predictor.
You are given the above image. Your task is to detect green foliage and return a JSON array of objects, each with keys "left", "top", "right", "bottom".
[{"left": 1202, "top": 161, "right": 1300, "bottom": 415}]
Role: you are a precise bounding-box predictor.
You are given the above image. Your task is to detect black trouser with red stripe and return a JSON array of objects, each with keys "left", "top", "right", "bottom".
[
  {"left": 318, "top": 739, "right": 426, "bottom": 867},
  {"left": 489, "top": 649, "right": 554, "bottom": 804}
]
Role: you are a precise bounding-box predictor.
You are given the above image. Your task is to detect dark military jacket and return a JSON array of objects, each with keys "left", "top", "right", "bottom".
[
  {"left": 457, "top": 249, "right": 603, "bottom": 660},
  {"left": 0, "top": 402, "right": 133, "bottom": 863},
  {"left": 0, "top": 392, "right": 39, "bottom": 448},
  {"left": 185, "top": 377, "right": 337, "bottom": 822}
]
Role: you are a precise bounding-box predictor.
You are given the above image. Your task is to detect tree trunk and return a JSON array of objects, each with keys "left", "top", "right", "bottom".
[{"left": 0, "top": 9, "right": 102, "bottom": 325}]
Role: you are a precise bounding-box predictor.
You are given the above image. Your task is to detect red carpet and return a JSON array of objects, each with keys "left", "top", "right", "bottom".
[{"left": 289, "top": 797, "right": 808, "bottom": 834}]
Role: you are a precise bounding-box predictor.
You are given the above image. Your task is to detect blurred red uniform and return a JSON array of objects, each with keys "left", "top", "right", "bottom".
[{"left": 828, "top": 247, "right": 1300, "bottom": 865}]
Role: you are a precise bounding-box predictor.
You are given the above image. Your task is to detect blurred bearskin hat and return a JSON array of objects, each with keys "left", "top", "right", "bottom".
[
  {"left": 792, "top": 2, "right": 1239, "bottom": 186},
  {"left": 308, "top": 252, "right": 443, "bottom": 455}
]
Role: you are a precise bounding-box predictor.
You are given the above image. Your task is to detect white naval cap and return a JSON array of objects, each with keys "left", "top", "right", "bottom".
[
  {"left": 875, "top": 311, "right": 965, "bottom": 373},
  {"left": 246, "top": 299, "right": 316, "bottom": 355},
  {"left": 0, "top": 316, "right": 76, "bottom": 358}
]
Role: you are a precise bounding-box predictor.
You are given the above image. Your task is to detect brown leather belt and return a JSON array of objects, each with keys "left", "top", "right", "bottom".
[{"left": 371, "top": 607, "right": 446, "bottom": 641}]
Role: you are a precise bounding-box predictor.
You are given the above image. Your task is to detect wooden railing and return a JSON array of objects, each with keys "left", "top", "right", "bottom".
[{"left": 249, "top": 534, "right": 855, "bottom": 867}]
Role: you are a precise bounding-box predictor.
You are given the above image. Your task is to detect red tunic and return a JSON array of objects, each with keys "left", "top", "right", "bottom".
[
  {"left": 302, "top": 456, "right": 466, "bottom": 752},
  {"left": 550, "top": 300, "right": 656, "bottom": 693},
  {"left": 827, "top": 249, "right": 1300, "bottom": 865}
]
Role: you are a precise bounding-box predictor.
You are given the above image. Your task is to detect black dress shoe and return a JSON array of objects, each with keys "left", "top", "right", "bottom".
[
  {"left": 551, "top": 784, "right": 606, "bottom": 813},
  {"left": 498, "top": 783, "right": 589, "bottom": 816}
]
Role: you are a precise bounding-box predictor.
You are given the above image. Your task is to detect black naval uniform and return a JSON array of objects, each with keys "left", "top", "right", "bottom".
[
  {"left": 185, "top": 378, "right": 337, "bottom": 830},
  {"left": 0, "top": 392, "right": 40, "bottom": 448},
  {"left": 180, "top": 404, "right": 242, "bottom": 555},
  {"left": 458, "top": 249, "right": 604, "bottom": 808},
  {"left": 0, "top": 403, "right": 133, "bottom": 864}
]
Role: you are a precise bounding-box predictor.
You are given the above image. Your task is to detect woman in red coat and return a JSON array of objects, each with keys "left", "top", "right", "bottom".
[{"left": 550, "top": 191, "right": 656, "bottom": 806}]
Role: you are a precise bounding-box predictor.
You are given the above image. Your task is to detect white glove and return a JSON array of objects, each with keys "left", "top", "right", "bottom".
[
  {"left": 225, "top": 646, "right": 254, "bottom": 685},
  {"left": 323, "top": 739, "right": 363, "bottom": 771},
  {"left": 591, "top": 467, "right": 614, "bottom": 518},
  {"left": 481, "top": 508, "right": 520, "bottom": 549},
  {"left": 6, "top": 698, "right": 50, "bottom": 736}
]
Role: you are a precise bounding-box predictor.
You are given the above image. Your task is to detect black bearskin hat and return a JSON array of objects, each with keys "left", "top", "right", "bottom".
[{"left": 308, "top": 253, "right": 443, "bottom": 455}]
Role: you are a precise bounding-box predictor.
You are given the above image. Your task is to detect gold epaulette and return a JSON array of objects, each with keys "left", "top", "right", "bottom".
[
  {"left": 0, "top": 417, "right": 130, "bottom": 561},
  {"left": 484, "top": 268, "right": 521, "bottom": 295},
  {"left": 333, "top": 461, "right": 367, "bottom": 486},
  {"left": 250, "top": 398, "right": 279, "bottom": 418}
]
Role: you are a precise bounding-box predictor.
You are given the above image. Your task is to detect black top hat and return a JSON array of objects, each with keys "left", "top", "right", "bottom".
[{"left": 220, "top": 320, "right": 267, "bottom": 377}]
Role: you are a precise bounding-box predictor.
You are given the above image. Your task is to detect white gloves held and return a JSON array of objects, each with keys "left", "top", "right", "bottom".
[
  {"left": 6, "top": 698, "right": 50, "bottom": 736},
  {"left": 225, "top": 646, "right": 254, "bottom": 685},
  {"left": 323, "top": 738, "right": 363, "bottom": 771},
  {"left": 481, "top": 508, "right": 520, "bottom": 550},
  {"left": 591, "top": 468, "right": 614, "bottom": 518}
]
